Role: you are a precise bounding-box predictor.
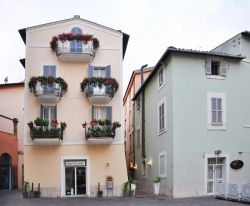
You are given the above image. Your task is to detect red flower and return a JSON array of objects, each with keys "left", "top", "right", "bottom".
[{"left": 90, "top": 119, "right": 97, "bottom": 126}]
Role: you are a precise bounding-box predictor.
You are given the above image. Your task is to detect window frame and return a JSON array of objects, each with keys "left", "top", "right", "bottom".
[
  {"left": 41, "top": 106, "right": 57, "bottom": 129},
  {"left": 205, "top": 59, "right": 228, "bottom": 79},
  {"left": 207, "top": 92, "right": 226, "bottom": 130},
  {"left": 158, "top": 66, "right": 165, "bottom": 89},
  {"left": 158, "top": 97, "right": 167, "bottom": 134},
  {"left": 158, "top": 151, "right": 167, "bottom": 178}
]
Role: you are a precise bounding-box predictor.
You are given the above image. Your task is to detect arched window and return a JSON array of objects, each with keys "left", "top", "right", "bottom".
[{"left": 70, "top": 27, "right": 83, "bottom": 53}]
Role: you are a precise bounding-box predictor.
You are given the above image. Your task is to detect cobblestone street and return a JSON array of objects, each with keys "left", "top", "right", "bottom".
[{"left": 0, "top": 190, "right": 244, "bottom": 206}]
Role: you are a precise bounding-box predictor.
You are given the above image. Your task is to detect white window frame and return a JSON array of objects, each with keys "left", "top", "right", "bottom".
[
  {"left": 136, "top": 128, "right": 141, "bottom": 147},
  {"left": 158, "top": 97, "right": 167, "bottom": 134},
  {"left": 207, "top": 92, "right": 226, "bottom": 130},
  {"left": 41, "top": 106, "right": 56, "bottom": 129},
  {"left": 158, "top": 66, "right": 165, "bottom": 89},
  {"left": 93, "top": 106, "right": 108, "bottom": 120},
  {"left": 141, "top": 158, "right": 148, "bottom": 179},
  {"left": 158, "top": 151, "right": 167, "bottom": 178}
]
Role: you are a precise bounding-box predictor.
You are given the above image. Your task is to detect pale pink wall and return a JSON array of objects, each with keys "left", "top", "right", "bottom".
[
  {"left": 0, "top": 84, "right": 24, "bottom": 188},
  {"left": 123, "top": 69, "right": 152, "bottom": 168}
]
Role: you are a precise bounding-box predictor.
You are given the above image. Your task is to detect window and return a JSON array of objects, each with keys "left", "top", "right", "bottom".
[
  {"left": 158, "top": 98, "right": 167, "bottom": 133},
  {"left": 41, "top": 105, "right": 56, "bottom": 128},
  {"left": 88, "top": 65, "right": 111, "bottom": 95},
  {"left": 158, "top": 151, "right": 167, "bottom": 178},
  {"left": 205, "top": 60, "right": 228, "bottom": 77},
  {"left": 158, "top": 67, "right": 165, "bottom": 88},
  {"left": 136, "top": 96, "right": 141, "bottom": 111},
  {"left": 43, "top": 65, "right": 56, "bottom": 94},
  {"left": 70, "top": 27, "right": 83, "bottom": 52},
  {"left": 141, "top": 159, "right": 147, "bottom": 178},
  {"left": 207, "top": 92, "right": 226, "bottom": 129},
  {"left": 136, "top": 128, "right": 141, "bottom": 147},
  {"left": 92, "top": 106, "right": 112, "bottom": 120},
  {"left": 211, "top": 98, "right": 222, "bottom": 125}
]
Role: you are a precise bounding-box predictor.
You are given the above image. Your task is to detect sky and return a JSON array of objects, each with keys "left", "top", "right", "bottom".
[{"left": 1, "top": 0, "right": 250, "bottom": 93}]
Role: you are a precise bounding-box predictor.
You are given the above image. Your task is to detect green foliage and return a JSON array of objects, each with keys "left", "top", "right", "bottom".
[
  {"left": 28, "top": 76, "right": 68, "bottom": 97},
  {"left": 30, "top": 127, "right": 60, "bottom": 139},
  {"left": 153, "top": 176, "right": 161, "bottom": 183},
  {"left": 23, "top": 181, "right": 30, "bottom": 192},
  {"left": 34, "top": 117, "right": 49, "bottom": 126},
  {"left": 80, "top": 77, "right": 119, "bottom": 96}
]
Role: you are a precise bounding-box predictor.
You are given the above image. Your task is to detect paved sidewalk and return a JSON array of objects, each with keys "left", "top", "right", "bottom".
[{"left": 0, "top": 190, "right": 244, "bottom": 206}]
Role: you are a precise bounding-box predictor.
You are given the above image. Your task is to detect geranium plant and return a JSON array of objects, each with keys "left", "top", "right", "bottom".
[
  {"left": 50, "top": 33, "right": 100, "bottom": 53},
  {"left": 28, "top": 76, "right": 68, "bottom": 97}
]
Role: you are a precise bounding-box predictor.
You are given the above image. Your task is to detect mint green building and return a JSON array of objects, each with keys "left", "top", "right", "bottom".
[{"left": 133, "top": 31, "right": 250, "bottom": 198}]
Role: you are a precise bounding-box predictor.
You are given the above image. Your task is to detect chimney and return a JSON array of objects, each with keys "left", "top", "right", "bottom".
[
  {"left": 13, "top": 118, "right": 18, "bottom": 136},
  {"left": 74, "top": 15, "right": 80, "bottom": 18}
]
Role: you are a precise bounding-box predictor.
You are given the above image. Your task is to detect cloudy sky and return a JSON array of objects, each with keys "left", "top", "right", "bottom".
[{"left": 1, "top": 0, "right": 250, "bottom": 92}]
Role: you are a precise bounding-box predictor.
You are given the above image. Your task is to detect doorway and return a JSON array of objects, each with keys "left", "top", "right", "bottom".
[
  {"left": 64, "top": 160, "right": 87, "bottom": 196},
  {"left": 204, "top": 155, "right": 228, "bottom": 195},
  {"left": 0, "top": 153, "right": 12, "bottom": 190}
]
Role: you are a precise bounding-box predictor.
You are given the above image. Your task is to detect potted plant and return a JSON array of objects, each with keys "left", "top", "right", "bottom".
[
  {"left": 122, "top": 181, "right": 129, "bottom": 197},
  {"left": 23, "top": 180, "right": 30, "bottom": 198},
  {"left": 130, "top": 179, "right": 137, "bottom": 194},
  {"left": 97, "top": 190, "right": 103, "bottom": 197},
  {"left": 153, "top": 177, "right": 161, "bottom": 195}
]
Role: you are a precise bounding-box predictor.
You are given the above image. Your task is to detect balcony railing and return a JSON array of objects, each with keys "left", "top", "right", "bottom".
[
  {"left": 82, "top": 119, "right": 121, "bottom": 144},
  {"left": 57, "top": 41, "right": 95, "bottom": 62},
  {"left": 27, "top": 121, "right": 66, "bottom": 145},
  {"left": 28, "top": 76, "right": 68, "bottom": 105},
  {"left": 81, "top": 77, "right": 119, "bottom": 104}
]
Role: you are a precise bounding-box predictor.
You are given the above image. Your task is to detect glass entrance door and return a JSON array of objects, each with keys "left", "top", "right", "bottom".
[
  {"left": 76, "top": 167, "right": 86, "bottom": 195},
  {"left": 65, "top": 165, "right": 86, "bottom": 196}
]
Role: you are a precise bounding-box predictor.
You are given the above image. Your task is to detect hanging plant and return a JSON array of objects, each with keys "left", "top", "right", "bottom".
[
  {"left": 80, "top": 77, "right": 119, "bottom": 93},
  {"left": 28, "top": 76, "right": 68, "bottom": 97},
  {"left": 50, "top": 33, "right": 100, "bottom": 53}
]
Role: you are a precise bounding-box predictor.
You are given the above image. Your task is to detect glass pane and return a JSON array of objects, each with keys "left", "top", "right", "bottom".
[
  {"left": 51, "top": 107, "right": 56, "bottom": 120},
  {"left": 217, "top": 98, "right": 222, "bottom": 110},
  {"left": 93, "top": 68, "right": 99, "bottom": 77},
  {"left": 216, "top": 165, "right": 222, "bottom": 179},
  {"left": 208, "top": 158, "right": 216, "bottom": 164},
  {"left": 212, "top": 111, "right": 217, "bottom": 123},
  {"left": 76, "top": 167, "right": 86, "bottom": 195},
  {"left": 65, "top": 167, "right": 75, "bottom": 195},
  {"left": 43, "top": 107, "right": 49, "bottom": 120},
  {"left": 207, "top": 165, "right": 213, "bottom": 179},
  {"left": 100, "top": 69, "right": 106, "bottom": 78},
  {"left": 217, "top": 111, "right": 222, "bottom": 123},
  {"left": 207, "top": 181, "right": 213, "bottom": 193},
  {"left": 211, "top": 98, "right": 217, "bottom": 110},
  {"left": 217, "top": 158, "right": 224, "bottom": 164}
]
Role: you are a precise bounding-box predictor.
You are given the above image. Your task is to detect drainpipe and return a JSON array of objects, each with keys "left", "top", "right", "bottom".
[
  {"left": 13, "top": 118, "right": 18, "bottom": 137},
  {"left": 140, "top": 64, "right": 148, "bottom": 159}
]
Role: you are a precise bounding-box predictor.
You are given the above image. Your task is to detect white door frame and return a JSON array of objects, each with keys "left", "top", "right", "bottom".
[
  {"left": 61, "top": 156, "right": 90, "bottom": 197},
  {"left": 204, "top": 153, "right": 229, "bottom": 195}
]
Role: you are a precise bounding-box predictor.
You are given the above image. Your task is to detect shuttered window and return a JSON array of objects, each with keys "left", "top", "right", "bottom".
[
  {"left": 40, "top": 105, "right": 57, "bottom": 128},
  {"left": 158, "top": 98, "right": 166, "bottom": 133},
  {"left": 43, "top": 66, "right": 56, "bottom": 94},
  {"left": 211, "top": 98, "right": 223, "bottom": 125},
  {"left": 205, "top": 60, "right": 228, "bottom": 77}
]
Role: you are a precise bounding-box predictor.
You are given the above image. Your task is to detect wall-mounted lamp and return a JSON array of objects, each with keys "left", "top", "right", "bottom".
[
  {"left": 106, "top": 162, "right": 110, "bottom": 167},
  {"left": 238, "top": 152, "right": 243, "bottom": 154},
  {"left": 133, "top": 163, "right": 138, "bottom": 170},
  {"left": 214, "top": 150, "right": 221, "bottom": 155},
  {"left": 147, "top": 160, "right": 152, "bottom": 167}
]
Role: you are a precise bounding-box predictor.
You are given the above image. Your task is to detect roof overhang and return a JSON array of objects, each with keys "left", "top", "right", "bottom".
[{"left": 132, "top": 47, "right": 245, "bottom": 101}]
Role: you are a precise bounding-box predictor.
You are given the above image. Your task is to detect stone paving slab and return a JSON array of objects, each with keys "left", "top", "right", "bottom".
[{"left": 0, "top": 190, "right": 245, "bottom": 206}]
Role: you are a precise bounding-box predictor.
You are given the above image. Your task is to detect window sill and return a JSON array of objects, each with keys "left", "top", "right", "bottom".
[
  {"left": 207, "top": 125, "right": 226, "bottom": 130},
  {"left": 158, "top": 129, "right": 168, "bottom": 136},
  {"left": 206, "top": 75, "right": 225, "bottom": 80},
  {"left": 157, "top": 82, "right": 166, "bottom": 91}
]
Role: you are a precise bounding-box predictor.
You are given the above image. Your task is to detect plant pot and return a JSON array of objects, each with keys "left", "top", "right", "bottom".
[
  {"left": 22, "top": 192, "right": 28, "bottom": 198},
  {"left": 131, "top": 183, "right": 136, "bottom": 191},
  {"left": 153, "top": 182, "right": 160, "bottom": 195}
]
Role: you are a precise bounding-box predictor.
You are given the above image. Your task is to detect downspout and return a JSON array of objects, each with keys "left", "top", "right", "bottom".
[{"left": 140, "top": 64, "right": 148, "bottom": 159}]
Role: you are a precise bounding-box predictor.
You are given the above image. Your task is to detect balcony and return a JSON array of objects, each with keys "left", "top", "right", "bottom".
[
  {"left": 28, "top": 76, "right": 68, "bottom": 105},
  {"left": 57, "top": 41, "right": 95, "bottom": 62},
  {"left": 50, "top": 33, "right": 99, "bottom": 63},
  {"left": 80, "top": 77, "right": 119, "bottom": 104},
  {"left": 27, "top": 119, "right": 66, "bottom": 145},
  {"left": 82, "top": 119, "right": 121, "bottom": 144}
]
